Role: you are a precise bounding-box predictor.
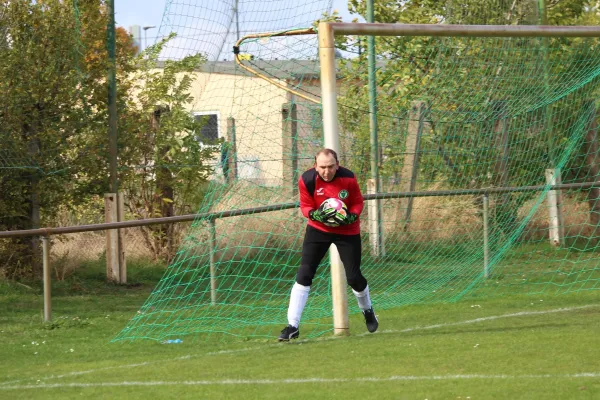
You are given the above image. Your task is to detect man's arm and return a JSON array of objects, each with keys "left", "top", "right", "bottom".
[
  {"left": 298, "top": 178, "right": 316, "bottom": 218},
  {"left": 347, "top": 176, "right": 364, "bottom": 218}
]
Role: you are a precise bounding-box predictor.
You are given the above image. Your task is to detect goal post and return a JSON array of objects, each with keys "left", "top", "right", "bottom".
[
  {"left": 317, "top": 22, "right": 600, "bottom": 336},
  {"left": 112, "top": 14, "right": 600, "bottom": 343},
  {"left": 318, "top": 22, "right": 349, "bottom": 336}
]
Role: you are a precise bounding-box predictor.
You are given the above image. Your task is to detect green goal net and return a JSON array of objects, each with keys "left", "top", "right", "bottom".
[{"left": 114, "top": 0, "right": 600, "bottom": 342}]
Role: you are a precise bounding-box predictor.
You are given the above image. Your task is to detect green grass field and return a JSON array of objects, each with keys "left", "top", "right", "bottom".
[{"left": 1, "top": 262, "right": 599, "bottom": 399}]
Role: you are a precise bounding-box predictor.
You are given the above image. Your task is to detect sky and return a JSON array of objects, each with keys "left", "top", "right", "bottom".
[{"left": 115, "top": 0, "right": 363, "bottom": 52}]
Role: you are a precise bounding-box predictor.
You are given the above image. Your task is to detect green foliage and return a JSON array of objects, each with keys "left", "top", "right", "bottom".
[
  {"left": 0, "top": 2, "right": 216, "bottom": 272},
  {"left": 0, "top": 0, "right": 84, "bottom": 211},
  {"left": 338, "top": 0, "right": 600, "bottom": 213},
  {"left": 118, "top": 34, "right": 215, "bottom": 262},
  {"left": 0, "top": 0, "right": 137, "bottom": 226},
  {"left": 0, "top": 0, "right": 94, "bottom": 277},
  {"left": 106, "top": 0, "right": 600, "bottom": 345}
]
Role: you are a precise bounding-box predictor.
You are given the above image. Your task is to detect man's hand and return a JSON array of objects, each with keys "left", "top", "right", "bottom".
[
  {"left": 346, "top": 213, "right": 358, "bottom": 224},
  {"left": 309, "top": 209, "right": 327, "bottom": 223},
  {"left": 334, "top": 213, "right": 358, "bottom": 226},
  {"left": 310, "top": 209, "right": 358, "bottom": 225}
]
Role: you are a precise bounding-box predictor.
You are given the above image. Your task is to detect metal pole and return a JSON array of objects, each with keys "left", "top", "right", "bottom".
[
  {"left": 367, "top": 0, "right": 378, "bottom": 175},
  {"left": 482, "top": 195, "right": 490, "bottom": 278},
  {"left": 2, "top": 180, "right": 600, "bottom": 239},
  {"left": 538, "top": 0, "right": 548, "bottom": 25},
  {"left": 209, "top": 219, "right": 218, "bottom": 305},
  {"left": 107, "top": 0, "right": 118, "bottom": 195},
  {"left": 42, "top": 236, "right": 51, "bottom": 322},
  {"left": 367, "top": 0, "right": 383, "bottom": 257},
  {"left": 318, "top": 22, "right": 348, "bottom": 336},
  {"left": 538, "top": 0, "right": 553, "bottom": 165}
]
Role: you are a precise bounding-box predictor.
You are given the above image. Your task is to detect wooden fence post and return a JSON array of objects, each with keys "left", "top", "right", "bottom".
[
  {"left": 105, "top": 193, "right": 120, "bottom": 282},
  {"left": 118, "top": 192, "right": 127, "bottom": 283},
  {"left": 226, "top": 117, "right": 238, "bottom": 182}
]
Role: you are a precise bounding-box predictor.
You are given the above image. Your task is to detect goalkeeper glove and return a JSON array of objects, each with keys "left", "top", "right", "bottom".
[
  {"left": 337, "top": 213, "right": 358, "bottom": 225},
  {"left": 309, "top": 209, "right": 326, "bottom": 223},
  {"left": 330, "top": 212, "right": 359, "bottom": 226}
]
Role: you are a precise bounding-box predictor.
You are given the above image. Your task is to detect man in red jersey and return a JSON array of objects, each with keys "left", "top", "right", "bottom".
[{"left": 278, "top": 148, "right": 378, "bottom": 341}]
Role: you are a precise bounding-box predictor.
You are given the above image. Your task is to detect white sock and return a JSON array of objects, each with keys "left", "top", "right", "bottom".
[
  {"left": 287, "top": 282, "right": 310, "bottom": 328},
  {"left": 352, "top": 285, "right": 372, "bottom": 311}
]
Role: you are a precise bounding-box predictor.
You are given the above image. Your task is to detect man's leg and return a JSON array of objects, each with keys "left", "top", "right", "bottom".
[
  {"left": 334, "top": 234, "right": 378, "bottom": 333},
  {"left": 279, "top": 226, "right": 331, "bottom": 341},
  {"left": 287, "top": 282, "right": 310, "bottom": 330}
]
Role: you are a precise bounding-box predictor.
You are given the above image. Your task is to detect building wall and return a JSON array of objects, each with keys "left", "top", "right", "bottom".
[
  {"left": 287, "top": 78, "right": 348, "bottom": 171},
  {"left": 188, "top": 71, "right": 290, "bottom": 186},
  {"left": 287, "top": 79, "right": 324, "bottom": 172}
]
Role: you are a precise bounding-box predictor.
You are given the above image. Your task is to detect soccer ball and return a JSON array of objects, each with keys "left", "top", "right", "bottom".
[{"left": 319, "top": 198, "right": 348, "bottom": 227}]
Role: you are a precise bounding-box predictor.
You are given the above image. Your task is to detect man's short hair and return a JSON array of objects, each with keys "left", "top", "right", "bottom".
[{"left": 315, "top": 148, "right": 338, "bottom": 163}]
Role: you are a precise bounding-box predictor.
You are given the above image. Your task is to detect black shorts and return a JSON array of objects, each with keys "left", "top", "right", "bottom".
[{"left": 295, "top": 225, "right": 367, "bottom": 292}]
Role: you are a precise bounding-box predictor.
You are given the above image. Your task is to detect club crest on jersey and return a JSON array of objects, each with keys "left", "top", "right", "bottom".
[
  {"left": 338, "top": 190, "right": 349, "bottom": 200},
  {"left": 316, "top": 188, "right": 325, "bottom": 196}
]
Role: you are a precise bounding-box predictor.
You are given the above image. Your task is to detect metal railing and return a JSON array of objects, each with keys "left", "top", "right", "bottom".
[
  {"left": 2, "top": 180, "right": 598, "bottom": 322},
  {"left": 2, "top": 181, "right": 598, "bottom": 239}
]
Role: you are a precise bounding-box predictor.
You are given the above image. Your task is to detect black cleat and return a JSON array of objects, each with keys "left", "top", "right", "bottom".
[
  {"left": 278, "top": 325, "right": 299, "bottom": 342},
  {"left": 363, "top": 307, "right": 379, "bottom": 333}
]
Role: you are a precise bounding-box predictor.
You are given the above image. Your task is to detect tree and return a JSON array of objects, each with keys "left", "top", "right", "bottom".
[
  {"left": 118, "top": 35, "right": 215, "bottom": 262},
  {"left": 0, "top": 0, "right": 90, "bottom": 277},
  {"left": 0, "top": 0, "right": 136, "bottom": 278},
  {"left": 338, "top": 0, "right": 600, "bottom": 239},
  {"left": 0, "top": 0, "right": 216, "bottom": 275},
  {"left": 341, "top": 0, "right": 598, "bottom": 174}
]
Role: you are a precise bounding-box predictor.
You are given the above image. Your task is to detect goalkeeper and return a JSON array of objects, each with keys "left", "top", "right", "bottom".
[{"left": 278, "top": 148, "right": 378, "bottom": 341}]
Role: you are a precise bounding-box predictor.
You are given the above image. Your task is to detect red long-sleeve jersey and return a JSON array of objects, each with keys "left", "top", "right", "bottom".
[{"left": 298, "top": 167, "right": 364, "bottom": 235}]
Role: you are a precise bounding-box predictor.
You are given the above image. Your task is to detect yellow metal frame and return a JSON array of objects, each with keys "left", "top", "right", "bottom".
[{"left": 233, "top": 28, "right": 320, "bottom": 104}]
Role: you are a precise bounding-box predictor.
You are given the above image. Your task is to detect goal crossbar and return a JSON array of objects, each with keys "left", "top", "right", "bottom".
[
  {"left": 231, "top": 22, "right": 600, "bottom": 337},
  {"left": 328, "top": 22, "right": 600, "bottom": 38},
  {"left": 319, "top": 21, "right": 600, "bottom": 336}
]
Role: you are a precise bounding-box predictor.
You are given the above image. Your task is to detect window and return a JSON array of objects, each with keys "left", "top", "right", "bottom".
[{"left": 193, "top": 112, "right": 220, "bottom": 143}]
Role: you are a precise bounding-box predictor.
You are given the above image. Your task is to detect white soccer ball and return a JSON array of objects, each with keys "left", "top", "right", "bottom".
[{"left": 319, "top": 198, "right": 348, "bottom": 227}]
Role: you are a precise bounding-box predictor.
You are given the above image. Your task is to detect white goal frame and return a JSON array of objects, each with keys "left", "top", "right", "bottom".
[{"left": 318, "top": 22, "right": 600, "bottom": 336}]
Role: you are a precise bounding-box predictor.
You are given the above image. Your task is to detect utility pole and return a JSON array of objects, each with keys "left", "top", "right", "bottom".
[
  {"left": 106, "top": 0, "right": 125, "bottom": 283},
  {"left": 107, "top": 0, "right": 118, "bottom": 194}
]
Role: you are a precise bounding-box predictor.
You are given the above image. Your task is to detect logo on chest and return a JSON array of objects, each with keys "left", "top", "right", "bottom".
[
  {"left": 338, "top": 190, "right": 349, "bottom": 200},
  {"left": 316, "top": 188, "right": 325, "bottom": 196}
]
